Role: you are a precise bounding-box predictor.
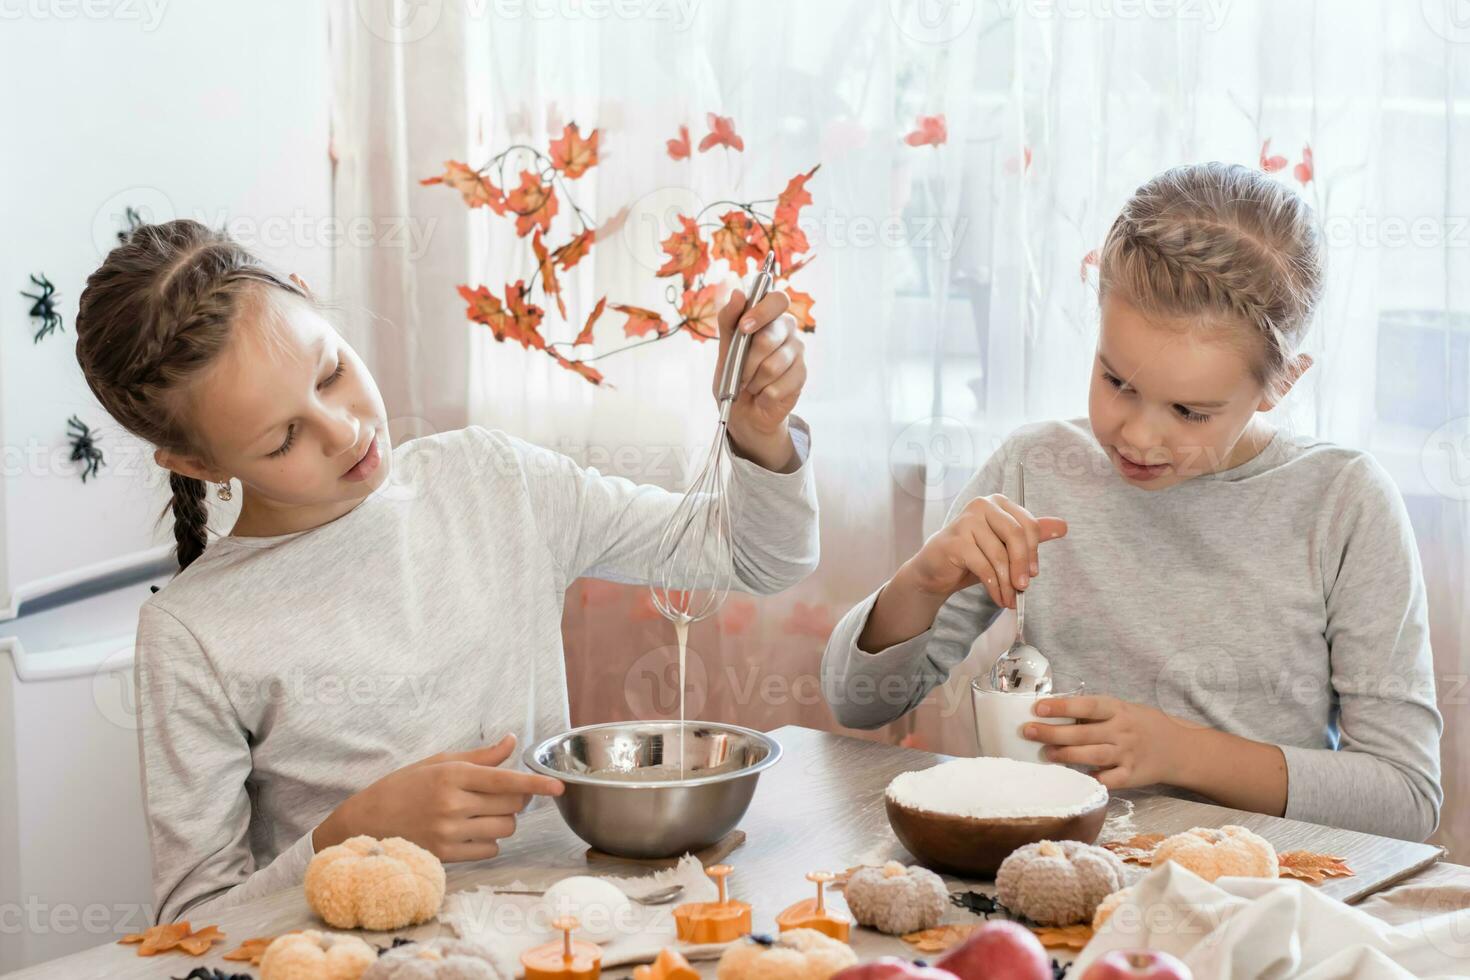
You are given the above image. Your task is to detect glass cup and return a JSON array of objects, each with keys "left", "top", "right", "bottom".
[{"left": 971, "top": 671, "right": 1085, "bottom": 765}]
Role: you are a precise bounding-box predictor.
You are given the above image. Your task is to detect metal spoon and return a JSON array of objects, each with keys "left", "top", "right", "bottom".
[
  {"left": 987, "top": 462, "right": 1054, "bottom": 694},
  {"left": 495, "top": 883, "right": 686, "bottom": 905}
]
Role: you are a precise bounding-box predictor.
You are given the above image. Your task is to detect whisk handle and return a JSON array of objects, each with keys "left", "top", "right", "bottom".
[{"left": 717, "top": 252, "right": 778, "bottom": 413}]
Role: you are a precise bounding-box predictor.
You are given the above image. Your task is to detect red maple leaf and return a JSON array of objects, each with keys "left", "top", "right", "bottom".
[
  {"left": 785, "top": 287, "right": 816, "bottom": 332},
  {"left": 551, "top": 228, "right": 595, "bottom": 270},
  {"left": 531, "top": 231, "right": 566, "bottom": 320},
  {"left": 458, "top": 282, "right": 546, "bottom": 350},
  {"left": 548, "top": 122, "right": 599, "bottom": 179},
  {"left": 1294, "top": 144, "right": 1314, "bottom": 185},
  {"left": 1259, "top": 138, "right": 1288, "bottom": 173},
  {"left": 678, "top": 284, "right": 720, "bottom": 341},
  {"left": 698, "top": 113, "right": 744, "bottom": 153},
  {"left": 421, "top": 160, "right": 506, "bottom": 213},
  {"left": 904, "top": 114, "right": 947, "bottom": 148},
  {"left": 776, "top": 165, "right": 819, "bottom": 217},
  {"left": 656, "top": 214, "right": 710, "bottom": 287},
  {"left": 611, "top": 303, "right": 670, "bottom": 338},
  {"left": 666, "top": 124, "right": 691, "bottom": 161},
  {"left": 551, "top": 351, "right": 606, "bottom": 386},
  {"left": 506, "top": 170, "right": 559, "bottom": 237},
  {"left": 758, "top": 212, "right": 809, "bottom": 277},
  {"left": 717, "top": 597, "right": 757, "bottom": 636},
  {"left": 573, "top": 296, "right": 606, "bottom": 347},
  {"left": 711, "top": 210, "right": 762, "bottom": 275}
]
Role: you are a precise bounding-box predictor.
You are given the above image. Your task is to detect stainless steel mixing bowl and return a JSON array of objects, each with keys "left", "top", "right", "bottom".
[{"left": 523, "top": 721, "right": 782, "bottom": 859}]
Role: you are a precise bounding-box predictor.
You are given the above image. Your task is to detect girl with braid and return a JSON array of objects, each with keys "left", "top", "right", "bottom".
[
  {"left": 823, "top": 162, "right": 1443, "bottom": 842},
  {"left": 75, "top": 220, "right": 818, "bottom": 922}
]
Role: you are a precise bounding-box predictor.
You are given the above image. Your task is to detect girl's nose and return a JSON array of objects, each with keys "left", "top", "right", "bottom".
[{"left": 321, "top": 411, "right": 360, "bottom": 458}]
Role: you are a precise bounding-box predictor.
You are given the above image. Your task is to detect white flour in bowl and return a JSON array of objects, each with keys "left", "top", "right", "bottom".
[{"left": 886, "top": 757, "right": 1108, "bottom": 819}]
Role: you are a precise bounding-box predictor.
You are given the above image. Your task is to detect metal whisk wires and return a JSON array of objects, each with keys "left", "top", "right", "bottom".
[{"left": 650, "top": 252, "right": 778, "bottom": 625}]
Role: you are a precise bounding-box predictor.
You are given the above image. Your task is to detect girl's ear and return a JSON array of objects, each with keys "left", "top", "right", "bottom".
[
  {"left": 154, "top": 447, "right": 228, "bottom": 485},
  {"left": 289, "top": 273, "right": 312, "bottom": 296},
  {"left": 1257, "top": 353, "right": 1314, "bottom": 411}
]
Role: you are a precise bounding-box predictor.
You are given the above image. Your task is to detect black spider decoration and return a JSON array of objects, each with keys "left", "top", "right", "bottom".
[
  {"left": 170, "top": 969, "right": 253, "bottom": 980},
  {"left": 117, "top": 205, "right": 146, "bottom": 244},
  {"left": 950, "top": 889, "right": 1012, "bottom": 919},
  {"left": 21, "top": 273, "right": 62, "bottom": 342},
  {"left": 375, "top": 936, "right": 416, "bottom": 956},
  {"left": 66, "top": 414, "right": 105, "bottom": 482}
]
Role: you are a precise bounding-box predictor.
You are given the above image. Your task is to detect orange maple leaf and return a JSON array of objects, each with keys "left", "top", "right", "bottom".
[
  {"left": 612, "top": 303, "right": 669, "bottom": 339},
  {"left": 666, "top": 124, "right": 691, "bottom": 161},
  {"left": 531, "top": 231, "right": 567, "bottom": 320},
  {"left": 506, "top": 170, "right": 559, "bottom": 237},
  {"left": 458, "top": 282, "right": 546, "bottom": 350},
  {"left": 776, "top": 165, "right": 819, "bottom": 218},
  {"left": 656, "top": 214, "right": 710, "bottom": 287},
  {"left": 574, "top": 295, "right": 606, "bottom": 347},
  {"left": 551, "top": 351, "right": 606, "bottom": 386},
  {"left": 552, "top": 228, "right": 595, "bottom": 270},
  {"left": 761, "top": 211, "right": 809, "bottom": 277},
  {"left": 421, "top": 160, "right": 506, "bottom": 213},
  {"left": 698, "top": 112, "right": 744, "bottom": 153},
  {"left": 549, "top": 122, "right": 598, "bottom": 179},
  {"left": 785, "top": 286, "right": 816, "bottom": 332},
  {"left": 1259, "top": 138, "right": 1288, "bottom": 173},
  {"left": 1294, "top": 144, "right": 1314, "bottom": 185},
  {"left": 711, "top": 210, "right": 762, "bottom": 275},
  {"left": 904, "top": 114, "right": 947, "bottom": 148},
  {"left": 678, "top": 284, "right": 720, "bottom": 341}
]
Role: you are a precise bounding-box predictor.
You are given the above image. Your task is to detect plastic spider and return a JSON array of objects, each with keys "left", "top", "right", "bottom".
[
  {"left": 66, "top": 415, "right": 105, "bottom": 483},
  {"left": 21, "top": 273, "right": 62, "bottom": 342}
]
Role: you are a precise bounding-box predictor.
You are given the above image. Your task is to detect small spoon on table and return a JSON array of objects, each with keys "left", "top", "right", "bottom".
[{"left": 494, "top": 883, "right": 686, "bottom": 905}]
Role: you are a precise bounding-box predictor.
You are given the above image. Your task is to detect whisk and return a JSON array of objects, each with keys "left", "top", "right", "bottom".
[{"left": 650, "top": 251, "right": 779, "bottom": 624}]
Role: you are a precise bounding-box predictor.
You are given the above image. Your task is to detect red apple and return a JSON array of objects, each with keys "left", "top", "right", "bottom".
[
  {"left": 832, "top": 957, "right": 959, "bottom": 979},
  {"left": 934, "top": 920, "right": 1051, "bottom": 980},
  {"left": 1080, "top": 949, "right": 1192, "bottom": 980}
]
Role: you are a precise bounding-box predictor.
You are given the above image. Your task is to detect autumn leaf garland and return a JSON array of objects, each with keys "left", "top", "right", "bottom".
[{"left": 423, "top": 118, "right": 818, "bottom": 385}]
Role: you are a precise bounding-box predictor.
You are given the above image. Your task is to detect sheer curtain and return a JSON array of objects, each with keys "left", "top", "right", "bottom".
[{"left": 331, "top": 0, "right": 1466, "bottom": 859}]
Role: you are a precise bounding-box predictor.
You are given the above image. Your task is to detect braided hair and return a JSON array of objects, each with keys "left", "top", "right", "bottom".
[
  {"left": 75, "top": 220, "right": 311, "bottom": 570},
  {"left": 1098, "top": 162, "right": 1324, "bottom": 396}
]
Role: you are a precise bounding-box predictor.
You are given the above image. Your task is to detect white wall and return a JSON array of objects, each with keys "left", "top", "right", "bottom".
[
  {"left": 0, "top": 2, "right": 332, "bottom": 970},
  {"left": 0, "top": 1, "right": 333, "bottom": 609}
]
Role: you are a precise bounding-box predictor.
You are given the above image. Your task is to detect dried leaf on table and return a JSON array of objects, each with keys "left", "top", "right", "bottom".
[
  {"left": 223, "top": 935, "right": 277, "bottom": 964},
  {"left": 1278, "top": 851, "right": 1355, "bottom": 883},
  {"left": 901, "top": 923, "right": 978, "bottom": 952},
  {"left": 1101, "top": 833, "right": 1167, "bottom": 865},
  {"left": 1029, "top": 923, "right": 1094, "bottom": 950}
]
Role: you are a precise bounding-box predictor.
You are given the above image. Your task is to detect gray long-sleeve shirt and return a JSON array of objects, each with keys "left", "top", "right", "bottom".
[
  {"left": 136, "top": 420, "right": 818, "bottom": 924},
  {"left": 822, "top": 419, "right": 1442, "bottom": 842}
]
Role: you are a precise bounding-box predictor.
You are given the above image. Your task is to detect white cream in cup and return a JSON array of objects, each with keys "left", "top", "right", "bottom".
[{"left": 971, "top": 671, "right": 1085, "bottom": 765}]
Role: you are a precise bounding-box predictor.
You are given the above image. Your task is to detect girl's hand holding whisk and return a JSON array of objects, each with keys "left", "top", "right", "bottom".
[{"left": 714, "top": 288, "right": 807, "bottom": 472}]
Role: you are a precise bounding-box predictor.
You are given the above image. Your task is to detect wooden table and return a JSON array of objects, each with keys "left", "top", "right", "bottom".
[{"left": 7, "top": 726, "right": 1456, "bottom": 978}]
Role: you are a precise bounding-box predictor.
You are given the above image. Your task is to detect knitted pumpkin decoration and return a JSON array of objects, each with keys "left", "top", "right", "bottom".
[
  {"left": 306, "top": 835, "right": 446, "bottom": 930},
  {"left": 994, "top": 839, "right": 1128, "bottom": 927},
  {"left": 361, "top": 937, "right": 515, "bottom": 979},
  {"left": 1091, "top": 886, "right": 1134, "bottom": 931},
  {"left": 842, "top": 861, "right": 948, "bottom": 935},
  {"left": 1151, "top": 825, "right": 1279, "bottom": 882},
  {"left": 260, "top": 929, "right": 378, "bottom": 980},
  {"left": 716, "top": 929, "right": 858, "bottom": 980}
]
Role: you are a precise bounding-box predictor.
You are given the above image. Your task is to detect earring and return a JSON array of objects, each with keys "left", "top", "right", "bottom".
[{"left": 216, "top": 480, "right": 233, "bottom": 502}]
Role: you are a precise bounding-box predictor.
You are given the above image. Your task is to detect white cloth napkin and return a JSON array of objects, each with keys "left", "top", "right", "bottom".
[
  {"left": 1072, "top": 860, "right": 1470, "bottom": 980},
  {"left": 439, "top": 855, "right": 730, "bottom": 977}
]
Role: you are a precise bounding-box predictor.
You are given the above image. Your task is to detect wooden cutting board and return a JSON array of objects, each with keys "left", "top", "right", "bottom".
[{"left": 1101, "top": 790, "right": 1445, "bottom": 904}]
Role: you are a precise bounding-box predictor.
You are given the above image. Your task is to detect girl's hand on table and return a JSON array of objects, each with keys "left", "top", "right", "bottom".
[
  {"left": 312, "top": 733, "right": 564, "bottom": 862},
  {"left": 715, "top": 288, "right": 807, "bottom": 473},
  {"left": 1022, "top": 694, "right": 1202, "bottom": 790}
]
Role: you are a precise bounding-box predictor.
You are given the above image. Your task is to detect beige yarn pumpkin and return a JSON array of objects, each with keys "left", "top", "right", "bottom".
[
  {"left": 1151, "top": 825, "right": 1279, "bottom": 882},
  {"left": 305, "top": 835, "right": 446, "bottom": 930},
  {"left": 994, "top": 839, "right": 1128, "bottom": 926},
  {"left": 260, "top": 929, "right": 378, "bottom": 980}
]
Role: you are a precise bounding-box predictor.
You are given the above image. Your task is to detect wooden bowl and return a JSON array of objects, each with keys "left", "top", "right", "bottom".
[{"left": 885, "top": 792, "right": 1109, "bottom": 878}]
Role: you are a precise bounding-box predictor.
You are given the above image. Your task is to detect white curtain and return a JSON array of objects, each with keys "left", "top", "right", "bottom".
[{"left": 331, "top": 0, "right": 1467, "bottom": 859}]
